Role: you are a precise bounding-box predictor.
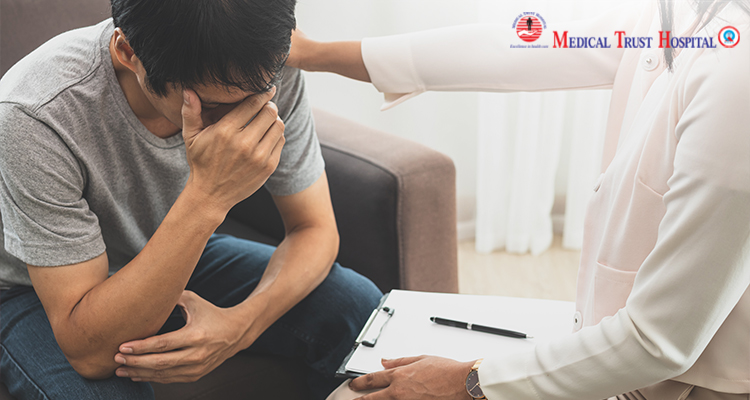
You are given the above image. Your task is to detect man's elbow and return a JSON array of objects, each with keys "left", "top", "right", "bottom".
[
  {"left": 58, "top": 335, "right": 120, "bottom": 380},
  {"left": 307, "top": 221, "right": 339, "bottom": 267},
  {"left": 320, "top": 224, "right": 340, "bottom": 277},
  {"left": 328, "top": 226, "right": 340, "bottom": 260},
  {"left": 312, "top": 224, "right": 339, "bottom": 281},
  {"left": 67, "top": 354, "right": 118, "bottom": 380}
]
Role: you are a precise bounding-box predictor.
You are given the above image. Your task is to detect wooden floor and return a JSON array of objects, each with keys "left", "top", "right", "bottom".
[{"left": 457, "top": 235, "right": 580, "bottom": 301}]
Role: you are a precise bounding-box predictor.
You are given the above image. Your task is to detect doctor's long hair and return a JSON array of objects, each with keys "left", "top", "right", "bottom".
[{"left": 659, "top": 0, "right": 750, "bottom": 70}]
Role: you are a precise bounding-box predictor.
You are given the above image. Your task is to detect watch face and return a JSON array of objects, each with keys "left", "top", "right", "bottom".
[{"left": 465, "top": 370, "right": 485, "bottom": 398}]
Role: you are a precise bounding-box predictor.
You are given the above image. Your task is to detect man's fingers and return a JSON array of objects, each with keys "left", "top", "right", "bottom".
[
  {"left": 244, "top": 101, "right": 280, "bottom": 137},
  {"left": 224, "top": 86, "right": 277, "bottom": 130},
  {"left": 119, "top": 329, "right": 188, "bottom": 355},
  {"left": 115, "top": 348, "right": 192, "bottom": 370},
  {"left": 268, "top": 123, "right": 285, "bottom": 165},
  {"left": 251, "top": 117, "right": 285, "bottom": 162},
  {"left": 381, "top": 355, "right": 426, "bottom": 369},
  {"left": 350, "top": 370, "right": 394, "bottom": 391},
  {"left": 181, "top": 89, "right": 204, "bottom": 143}
]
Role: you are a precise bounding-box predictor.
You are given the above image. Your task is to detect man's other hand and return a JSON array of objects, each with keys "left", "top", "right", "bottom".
[
  {"left": 181, "top": 87, "right": 285, "bottom": 215},
  {"left": 349, "top": 356, "right": 474, "bottom": 400},
  {"left": 113, "top": 290, "right": 249, "bottom": 383}
]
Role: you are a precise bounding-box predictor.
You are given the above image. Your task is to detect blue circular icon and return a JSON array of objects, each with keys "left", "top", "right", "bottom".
[{"left": 718, "top": 26, "right": 740, "bottom": 48}]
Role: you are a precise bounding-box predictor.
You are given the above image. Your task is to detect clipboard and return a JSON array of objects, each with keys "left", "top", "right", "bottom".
[
  {"left": 336, "top": 290, "right": 575, "bottom": 379},
  {"left": 336, "top": 292, "right": 393, "bottom": 378}
]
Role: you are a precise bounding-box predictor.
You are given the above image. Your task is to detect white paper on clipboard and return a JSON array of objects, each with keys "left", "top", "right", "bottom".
[{"left": 343, "top": 290, "right": 575, "bottom": 375}]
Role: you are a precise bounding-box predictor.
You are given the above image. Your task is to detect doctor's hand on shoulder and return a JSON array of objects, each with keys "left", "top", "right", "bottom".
[
  {"left": 341, "top": 356, "right": 480, "bottom": 400},
  {"left": 287, "top": 29, "right": 371, "bottom": 82}
]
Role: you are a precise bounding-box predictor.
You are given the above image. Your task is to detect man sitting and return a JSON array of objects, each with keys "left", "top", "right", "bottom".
[{"left": 0, "top": 1, "right": 382, "bottom": 399}]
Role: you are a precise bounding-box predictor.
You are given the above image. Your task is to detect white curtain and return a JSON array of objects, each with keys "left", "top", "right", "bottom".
[{"left": 475, "top": 0, "right": 618, "bottom": 255}]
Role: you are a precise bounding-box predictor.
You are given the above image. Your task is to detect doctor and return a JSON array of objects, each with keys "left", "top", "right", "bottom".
[{"left": 287, "top": 0, "right": 750, "bottom": 399}]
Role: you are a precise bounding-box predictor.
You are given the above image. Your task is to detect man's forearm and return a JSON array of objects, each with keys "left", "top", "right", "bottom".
[
  {"left": 62, "top": 185, "right": 225, "bottom": 378},
  {"left": 231, "top": 223, "right": 339, "bottom": 350}
]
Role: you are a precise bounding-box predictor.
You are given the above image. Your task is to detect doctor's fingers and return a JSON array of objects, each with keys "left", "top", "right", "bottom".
[{"left": 350, "top": 369, "right": 396, "bottom": 391}]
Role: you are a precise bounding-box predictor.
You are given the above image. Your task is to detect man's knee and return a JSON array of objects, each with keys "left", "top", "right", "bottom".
[
  {"left": 315, "top": 264, "right": 383, "bottom": 324},
  {"left": 201, "top": 234, "right": 276, "bottom": 270},
  {"left": 3, "top": 361, "right": 154, "bottom": 400}
]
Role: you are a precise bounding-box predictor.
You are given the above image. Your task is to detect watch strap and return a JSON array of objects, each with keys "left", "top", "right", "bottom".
[{"left": 466, "top": 359, "right": 487, "bottom": 400}]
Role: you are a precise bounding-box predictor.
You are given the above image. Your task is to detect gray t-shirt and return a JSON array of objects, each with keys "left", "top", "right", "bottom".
[{"left": 0, "top": 20, "right": 325, "bottom": 288}]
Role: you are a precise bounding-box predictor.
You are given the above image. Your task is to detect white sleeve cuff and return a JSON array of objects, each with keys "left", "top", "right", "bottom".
[
  {"left": 479, "top": 351, "right": 541, "bottom": 400},
  {"left": 362, "top": 35, "right": 424, "bottom": 110}
]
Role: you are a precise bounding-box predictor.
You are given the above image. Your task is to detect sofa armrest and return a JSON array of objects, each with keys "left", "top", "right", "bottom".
[
  {"left": 226, "top": 108, "right": 457, "bottom": 293},
  {"left": 314, "top": 109, "right": 458, "bottom": 293},
  {"left": 0, "top": 0, "right": 110, "bottom": 76}
]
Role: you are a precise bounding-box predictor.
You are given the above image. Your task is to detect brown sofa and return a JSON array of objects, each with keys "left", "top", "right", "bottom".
[{"left": 0, "top": 0, "right": 458, "bottom": 398}]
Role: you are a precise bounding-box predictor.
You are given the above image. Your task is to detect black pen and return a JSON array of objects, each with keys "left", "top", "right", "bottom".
[{"left": 430, "top": 317, "right": 532, "bottom": 339}]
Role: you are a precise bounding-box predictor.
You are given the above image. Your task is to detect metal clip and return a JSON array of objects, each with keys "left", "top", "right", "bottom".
[{"left": 359, "top": 306, "right": 395, "bottom": 348}]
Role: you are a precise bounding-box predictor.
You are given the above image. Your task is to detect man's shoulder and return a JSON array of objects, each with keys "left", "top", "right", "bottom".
[
  {"left": 0, "top": 20, "right": 111, "bottom": 112},
  {"left": 273, "top": 66, "right": 308, "bottom": 119},
  {"left": 277, "top": 65, "right": 303, "bottom": 90}
]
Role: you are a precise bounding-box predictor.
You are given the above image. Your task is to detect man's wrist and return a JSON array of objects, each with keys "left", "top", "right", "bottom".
[
  {"left": 231, "top": 293, "right": 272, "bottom": 350},
  {"left": 179, "top": 182, "right": 229, "bottom": 229}
]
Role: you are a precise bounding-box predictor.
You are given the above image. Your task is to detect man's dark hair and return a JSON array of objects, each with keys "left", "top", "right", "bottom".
[{"left": 111, "top": 0, "right": 296, "bottom": 97}]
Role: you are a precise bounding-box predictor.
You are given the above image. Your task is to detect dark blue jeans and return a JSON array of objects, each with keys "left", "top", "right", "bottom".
[{"left": 0, "top": 234, "right": 382, "bottom": 400}]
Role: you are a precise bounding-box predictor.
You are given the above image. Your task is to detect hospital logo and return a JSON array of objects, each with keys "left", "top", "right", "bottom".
[
  {"left": 718, "top": 26, "right": 740, "bottom": 48},
  {"left": 513, "top": 12, "right": 546, "bottom": 43}
]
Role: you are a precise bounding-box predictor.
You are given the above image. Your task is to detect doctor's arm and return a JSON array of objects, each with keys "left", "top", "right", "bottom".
[
  {"left": 288, "top": 30, "right": 371, "bottom": 82},
  {"left": 289, "top": 3, "right": 643, "bottom": 107}
]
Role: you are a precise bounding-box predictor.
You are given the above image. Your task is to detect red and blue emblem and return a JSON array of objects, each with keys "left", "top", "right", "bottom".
[
  {"left": 513, "top": 14, "right": 545, "bottom": 43},
  {"left": 718, "top": 26, "right": 740, "bottom": 48}
]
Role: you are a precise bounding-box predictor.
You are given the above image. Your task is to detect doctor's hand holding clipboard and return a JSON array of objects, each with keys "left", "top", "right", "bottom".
[{"left": 288, "top": 1, "right": 750, "bottom": 399}]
